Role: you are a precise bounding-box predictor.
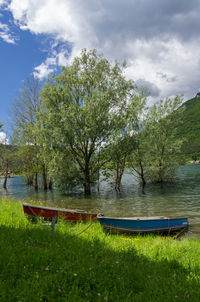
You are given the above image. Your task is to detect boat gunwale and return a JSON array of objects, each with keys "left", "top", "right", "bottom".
[
  {"left": 23, "top": 203, "right": 97, "bottom": 215},
  {"left": 97, "top": 216, "right": 188, "bottom": 222}
]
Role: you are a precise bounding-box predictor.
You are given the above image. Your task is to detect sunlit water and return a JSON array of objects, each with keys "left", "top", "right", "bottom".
[{"left": 1, "top": 164, "right": 200, "bottom": 236}]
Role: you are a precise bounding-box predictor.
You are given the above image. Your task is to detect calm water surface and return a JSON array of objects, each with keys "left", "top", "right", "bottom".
[{"left": 1, "top": 164, "right": 200, "bottom": 236}]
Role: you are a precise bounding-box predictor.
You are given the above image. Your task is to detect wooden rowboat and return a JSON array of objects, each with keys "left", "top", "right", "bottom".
[
  {"left": 23, "top": 203, "right": 99, "bottom": 222},
  {"left": 98, "top": 216, "right": 189, "bottom": 234}
]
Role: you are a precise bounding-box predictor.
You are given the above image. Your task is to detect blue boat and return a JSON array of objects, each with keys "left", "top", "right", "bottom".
[{"left": 98, "top": 216, "right": 189, "bottom": 234}]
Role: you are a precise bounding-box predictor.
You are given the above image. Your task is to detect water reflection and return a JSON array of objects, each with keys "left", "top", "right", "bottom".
[{"left": 0, "top": 164, "right": 200, "bottom": 235}]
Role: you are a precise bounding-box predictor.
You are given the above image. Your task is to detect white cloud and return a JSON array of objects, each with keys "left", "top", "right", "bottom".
[
  {"left": 0, "top": 21, "right": 16, "bottom": 43},
  {"left": 33, "top": 61, "right": 54, "bottom": 80},
  {"left": 5, "top": 0, "right": 200, "bottom": 100},
  {"left": 57, "top": 50, "right": 69, "bottom": 66},
  {"left": 0, "top": 1, "right": 17, "bottom": 44},
  {"left": 0, "top": 0, "right": 7, "bottom": 6},
  {"left": 0, "top": 30, "right": 15, "bottom": 43},
  {"left": 33, "top": 56, "right": 56, "bottom": 79},
  {"left": 0, "top": 132, "right": 8, "bottom": 144},
  {"left": 125, "top": 38, "right": 200, "bottom": 101}
]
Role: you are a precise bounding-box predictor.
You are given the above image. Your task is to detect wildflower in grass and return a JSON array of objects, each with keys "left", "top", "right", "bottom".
[
  {"left": 175, "top": 296, "right": 178, "bottom": 298},
  {"left": 123, "top": 238, "right": 132, "bottom": 241},
  {"left": 73, "top": 273, "right": 77, "bottom": 277},
  {"left": 190, "top": 272, "right": 192, "bottom": 275},
  {"left": 45, "top": 267, "right": 49, "bottom": 271}
]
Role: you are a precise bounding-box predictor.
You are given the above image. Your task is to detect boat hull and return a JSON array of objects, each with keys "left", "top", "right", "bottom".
[
  {"left": 23, "top": 203, "right": 98, "bottom": 222},
  {"left": 98, "top": 216, "right": 189, "bottom": 234}
]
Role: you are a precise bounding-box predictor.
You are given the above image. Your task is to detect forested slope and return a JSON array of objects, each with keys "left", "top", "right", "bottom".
[{"left": 177, "top": 96, "right": 200, "bottom": 158}]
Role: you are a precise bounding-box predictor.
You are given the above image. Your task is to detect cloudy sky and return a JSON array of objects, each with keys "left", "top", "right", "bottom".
[{"left": 0, "top": 0, "right": 200, "bottom": 131}]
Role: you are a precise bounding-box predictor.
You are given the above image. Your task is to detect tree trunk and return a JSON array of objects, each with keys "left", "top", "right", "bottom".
[
  {"left": 42, "top": 164, "right": 48, "bottom": 190},
  {"left": 157, "top": 145, "right": 165, "bottom": 183},
  {"left": 3, "top": 175, "right": 8, "bottom": 189},
  {"left": 115, "top": 169, "right": 124, "bottom": 191},
  {"left": 84, "top": 182, "right": 91, "bottom": 195},
  {"left": 114, "top": 157, "right": 126, "bottom": 191},
  {"left": 114, "top": 162, "right": 120, "bottom": 191},
  {"left": 139, "top": 161, "right": 146, "bottom": 187},
  {"left": 26, "top": 175, "right": 34, "bottom": 185},
  {"left": 34, "top": 172, "right": 38, "bottom": 190},
  {"left": 97, "top": 148, "right": 100, "bottom": 192},
  {"left": 3, "top": 160, "right": 9, "bottom": 189},
  {"left": 84, "top": 162, "right": 91, "bottom": 195},
  {"left": 48, "top": 179, "right": 53, "bottom": 190}
]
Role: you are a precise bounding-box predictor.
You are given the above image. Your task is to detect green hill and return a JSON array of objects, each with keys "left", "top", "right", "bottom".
[{"left": 177, "top": 95, "right": 200, "bottom": 159}]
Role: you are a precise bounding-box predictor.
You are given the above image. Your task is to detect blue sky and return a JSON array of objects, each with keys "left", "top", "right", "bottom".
[
  {"left": 1, "top": 0, "right": 200, "bottom": 137},
  {"left": 0, "top": 7, "right": 65, "bottom": 133},
  {"left": 0, "top": 31, "right": 47, "bottom": 131}
]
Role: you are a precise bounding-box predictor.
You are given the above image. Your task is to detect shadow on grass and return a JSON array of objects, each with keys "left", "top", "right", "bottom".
[{"left": 0, "top": 223, "right": 199, "bottom": 302}]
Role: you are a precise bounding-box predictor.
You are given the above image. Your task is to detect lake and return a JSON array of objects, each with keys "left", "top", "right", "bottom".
[{"left": 1, "top": 164, "right": 200, "bottom": 236}]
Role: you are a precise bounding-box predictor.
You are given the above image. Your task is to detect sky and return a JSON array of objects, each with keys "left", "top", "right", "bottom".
[{"left": 1, "top": 0, "right": 200, "bottom": 135}]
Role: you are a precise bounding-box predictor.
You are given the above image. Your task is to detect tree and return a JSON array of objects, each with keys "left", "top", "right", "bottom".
[
  {"left": 102, "top": 92, "right": 146, "bottom": 190},
  {"left": 129, "top": 96, "right": 184, "bottom": 184},
  {"left": 11, "top": 75, "right": 46, "bottom": 190},
  {"left": 0, "top": 133, "right": 17, "bottom": 189},
  {"left": 128, "top": 130, "right": 149, "bottom": 187},
  {"left": 102, "top": 134, "right": 134, "bottom": 190},
  {"left": 40, "top": 49, "right": 140, "bottom": 195}
]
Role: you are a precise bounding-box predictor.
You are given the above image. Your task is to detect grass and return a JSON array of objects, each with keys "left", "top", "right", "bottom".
[{"left": 0, "top": 199, "right": 200, "bottom": 301}]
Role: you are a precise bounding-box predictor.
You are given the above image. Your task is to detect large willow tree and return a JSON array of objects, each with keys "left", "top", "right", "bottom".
[{"left": 40, "top": 49, "right": 140, "bottom": 194}]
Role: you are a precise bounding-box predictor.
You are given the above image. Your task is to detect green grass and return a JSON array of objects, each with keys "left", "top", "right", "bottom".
[{"left": 0, "top": 199, "right": 200, "bottom": 302}]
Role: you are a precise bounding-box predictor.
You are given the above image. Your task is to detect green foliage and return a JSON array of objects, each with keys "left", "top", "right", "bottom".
[
  {"left": 102, "top": 134, "right": 135, "bottom": 189},
  {"left": 129, "top": 96, "right": 184, "bottom": 183},
  {"left": 40, "top": 49, "right": 139, "bottom": 194},
  {"left": 102, "top": 91, "right": 146, "bottom": 189},
  {"left": 11, "top": 50, "right": 188, "bottom": 193},
  {"left": 11, "top": 76, "right": 42, "bottom": 177},
  {"left": 11, "top": 76, "right": 51, "bottom": 189},
  {"left": 175, "top": 96, "right": 200, "bottom": 158}
]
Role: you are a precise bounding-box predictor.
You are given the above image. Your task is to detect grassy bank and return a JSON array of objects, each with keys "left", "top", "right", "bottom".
[{"left": 0, "top": 200, "right": 200, "bottom": 301}]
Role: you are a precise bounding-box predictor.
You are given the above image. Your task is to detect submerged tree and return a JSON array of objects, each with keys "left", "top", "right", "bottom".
[
  {"left": 0, "top": 131, "right": 9, "bottom": 189},
  {"left": 40, "top": 49, "right": 141, "bottom": 195},
  {"left": 129, "top": 96, "right": 184, "bottom": 184},
  {"left": 102, "top": 135, "right": 133, "bottom": 190},
  {"left": 102, "top": 92, "right": 146, "bottom": 190},
  {"left": 128, "top": 130, "right": 148, "bottom": 187},
  {"left": 11, "top": 75, "right": 47, "bottom": 190}
]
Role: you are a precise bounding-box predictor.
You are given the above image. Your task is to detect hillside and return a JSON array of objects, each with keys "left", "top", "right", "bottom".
[{"left": 176, "top": 95, "right": 200, "bottom": 159}]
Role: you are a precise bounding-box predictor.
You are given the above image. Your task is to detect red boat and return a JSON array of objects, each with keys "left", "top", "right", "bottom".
[{"left": 23, "top": 203, "right": 99, "bottom": 222}]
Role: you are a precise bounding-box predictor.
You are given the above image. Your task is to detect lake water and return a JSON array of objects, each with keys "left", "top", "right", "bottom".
[{"left": 1, "top": 164, "right": 200, "bottom": 236}]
